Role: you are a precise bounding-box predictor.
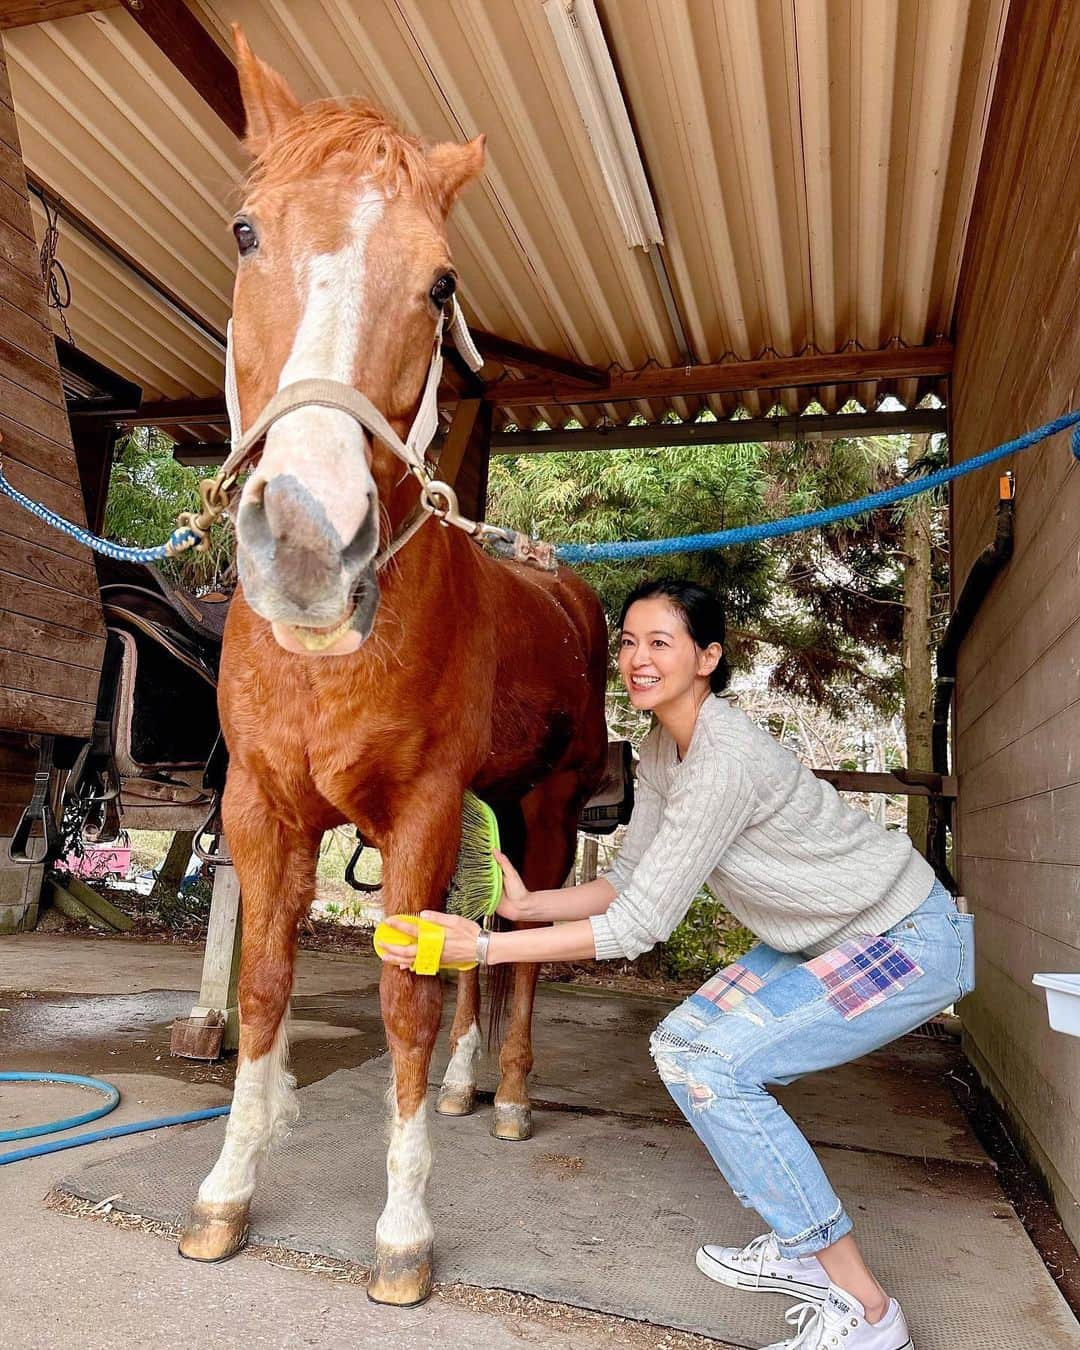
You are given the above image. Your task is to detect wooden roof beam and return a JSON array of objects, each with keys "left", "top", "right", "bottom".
[
  {"left": 117, "top": 396, "right": 225, "bottom": 428},
  {"left": 119, "top": 0, "right": 245, "bottom": 138},
  {"left": 492, "top": 408, "right": 947, "bottom": 454},
  {"left": 469, "top": 329, "right": 608, "bottom": 385},
  {"left": 0, "top": 1, "right": 117, "bottom": 30},
  {"left": 485, "top": 344, "right": 954, "bottom": 408}
]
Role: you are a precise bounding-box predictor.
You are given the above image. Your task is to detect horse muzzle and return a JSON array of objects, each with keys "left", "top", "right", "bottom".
[{"left": 236, "top": 473, "right": 382, "bottom": 656}]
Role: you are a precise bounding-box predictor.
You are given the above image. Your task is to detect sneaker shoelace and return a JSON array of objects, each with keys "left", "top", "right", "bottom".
[
  {"left": 779, "top": 1299, "right": 839, "bottom": 1348},
  {"left": 737, "top": 1232, "right": 781, "bottom": 1283}
]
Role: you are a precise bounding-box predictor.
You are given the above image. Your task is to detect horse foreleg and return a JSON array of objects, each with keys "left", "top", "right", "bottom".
[
  {"left": 436, "top": 966, "right": 481, "bottom": 1116},
  {"left": 369, "top": 961, "right": 443, "bottom": 1305},
  {"left": 368, "top": 788, "right": 460, "bottom": 1305},
  {"left": 492, "top": 960, "right": 540, "bottom": 1141},
  {"left": 179, "top": 783, "right": 320, "bottom": 1263}
]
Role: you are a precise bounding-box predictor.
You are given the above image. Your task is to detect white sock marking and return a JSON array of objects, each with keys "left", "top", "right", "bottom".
[
  {"left": 442, "top": 1022, "right": 481, "bottom": 1091},
  {"left": 198, "top": 1023, "right": 297, "bottom": 1208},
  {"left": 376, "top": 1104, "right": 434, "bottom": 1251}
]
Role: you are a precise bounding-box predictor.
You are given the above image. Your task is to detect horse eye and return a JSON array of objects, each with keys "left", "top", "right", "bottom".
[
  {"left": 429, "top": 272, "right": 456, "bottom": 308},
  {"left": 233, "top": 220, "right": 259, "bottom": 256}
]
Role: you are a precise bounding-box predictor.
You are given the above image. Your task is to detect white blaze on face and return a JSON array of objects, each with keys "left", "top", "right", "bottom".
[
  {"left": 198, "top": 1023, "right": 297, "bottom": 1208},
  {"left": 376, "top": 1103, "right": 435, "bottom": 1251},
  {"left": 248, "top": 186, "right": 385, "bottom": 551}
]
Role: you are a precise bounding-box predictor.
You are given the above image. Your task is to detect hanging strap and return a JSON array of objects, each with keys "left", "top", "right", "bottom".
[{"left": 9, "top": 735, "right": 59, "bottom": 865}]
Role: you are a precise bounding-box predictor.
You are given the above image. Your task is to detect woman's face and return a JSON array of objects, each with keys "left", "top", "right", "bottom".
[{"left": 618, "top": 596, "right": 719, "bottom": 714}]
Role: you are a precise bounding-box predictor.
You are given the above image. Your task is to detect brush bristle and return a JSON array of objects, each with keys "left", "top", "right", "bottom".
[{"left": 447, "top": 791, "right": 503, "bottom": 921}]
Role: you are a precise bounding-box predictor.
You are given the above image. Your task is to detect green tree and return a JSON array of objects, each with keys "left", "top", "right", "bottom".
[
  {"left": 487, "top": 428, "right": 930, "bottom": 715},
  {"left": 104, "top": 428, "right": 234, "bottom": 591}
]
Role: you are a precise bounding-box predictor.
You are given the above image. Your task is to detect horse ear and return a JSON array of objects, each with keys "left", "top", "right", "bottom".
[
  {"left": 232, "top": 25, "right": 301, "bottom": 157},
  {"left": 426, "top": 135, "right": 486, "bottom": 213}
]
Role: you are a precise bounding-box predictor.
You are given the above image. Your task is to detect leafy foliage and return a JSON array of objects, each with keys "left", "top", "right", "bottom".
[
  {"left": 488, "top": 425, "right": 944, "bottom": 714},
  {"left": 662, "top": 890, "right": 756, "bottom": 980},
  {"left": 104, "top": 428, "right": 235, "bottom": 590}
]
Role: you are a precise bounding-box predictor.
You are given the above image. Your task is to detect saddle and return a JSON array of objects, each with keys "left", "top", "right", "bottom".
[
  {"left": 579, "top": 739, "right": 635, "bottom": 835},
  {"left": 64, "top": 558, "right": 231, "bottom": 850}
]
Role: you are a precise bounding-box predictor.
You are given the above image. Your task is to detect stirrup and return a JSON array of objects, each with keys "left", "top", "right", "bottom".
[
  {"left": 345, "top": 829, "right": 382, "bottom": 893},
  {"left": 9, "top": 735, "right": 59, "bottom": 865},
  {"left": 193, "top": 797, "right": 231, "bottom": 865}
]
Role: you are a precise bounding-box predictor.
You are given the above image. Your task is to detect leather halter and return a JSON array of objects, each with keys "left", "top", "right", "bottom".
[
  {"left": 178, "top": 296, "right": 555, "bottom": 572},
  {"left": 220, "top": 297, "right": 487, "bottom": 568}
]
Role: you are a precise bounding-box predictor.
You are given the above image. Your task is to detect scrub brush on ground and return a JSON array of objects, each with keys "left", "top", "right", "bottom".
[{"left": 446, "top": 790, "right": 503, "bottom": 926}]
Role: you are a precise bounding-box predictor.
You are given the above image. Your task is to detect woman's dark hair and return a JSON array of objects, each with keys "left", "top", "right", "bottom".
[{"left": 618, "top": 577, "right": 731, "bottom": 693}]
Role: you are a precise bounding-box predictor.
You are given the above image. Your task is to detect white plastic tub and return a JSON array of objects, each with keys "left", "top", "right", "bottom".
[{"left": 1032, "top": 973, "right": 1080, "bottom": 1038}]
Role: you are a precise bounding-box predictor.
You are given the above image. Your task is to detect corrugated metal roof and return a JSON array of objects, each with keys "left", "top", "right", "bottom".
[{"left": 4, "top": 0, "right": 1009, "bottom": 434}]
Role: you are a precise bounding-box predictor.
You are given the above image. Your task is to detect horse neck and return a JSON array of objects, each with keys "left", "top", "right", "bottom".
[{"left": 374, "top": 498, "right": 471, "bottom": 636}]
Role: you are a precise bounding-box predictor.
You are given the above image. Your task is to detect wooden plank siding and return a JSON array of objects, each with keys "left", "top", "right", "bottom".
[
  {"left": 0, "top": 34, "right": 104, "bottom": 740},
  {"left": 950, "top": 0, "right": 1080, "bottom": 1249}
]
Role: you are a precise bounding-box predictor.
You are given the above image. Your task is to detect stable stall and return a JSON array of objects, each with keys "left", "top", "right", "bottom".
[{"left": 0, "top": 0, "right": 1077, "bottom": 1305}]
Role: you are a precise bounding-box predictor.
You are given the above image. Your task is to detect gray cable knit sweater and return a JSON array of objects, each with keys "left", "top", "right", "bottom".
[{"left": 589, "top": 694, "right": 936, "bottom": 961}]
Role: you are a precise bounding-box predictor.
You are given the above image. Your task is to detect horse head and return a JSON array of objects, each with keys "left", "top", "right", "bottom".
[{"left": 228, "top": 29, "right": 484, "bottom": 657}]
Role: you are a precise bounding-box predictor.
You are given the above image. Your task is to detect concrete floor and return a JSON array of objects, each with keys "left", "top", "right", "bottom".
[
  {"left": 0, "top": 934, "right": 723, "bottom": 1350},
  {"left": 2, "top": 933, "right": 1077, "bottom": 1349}
]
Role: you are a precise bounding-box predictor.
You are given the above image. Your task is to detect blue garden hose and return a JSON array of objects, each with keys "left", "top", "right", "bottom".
[
  {"left": 0, "top": 1071, "right": 119, "bottom": 1141},
  {"left": 0, "top": 1071, "right": 229, "bottom": 1166}
]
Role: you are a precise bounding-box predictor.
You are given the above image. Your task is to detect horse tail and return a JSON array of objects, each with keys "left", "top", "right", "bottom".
[{"left": 485, "top": 942, "right": 513, "bottom": 1049}]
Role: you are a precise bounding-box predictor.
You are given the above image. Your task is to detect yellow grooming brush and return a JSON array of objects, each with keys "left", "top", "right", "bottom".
[
  {"left": 372, "top": 792, "right": 504, "bottom": 975},
  {"left": 373, "top": 914, "right": 477, "bottom": 973},
  {"left": 446, "top": 791, "right": 503, "bottom": 926}
]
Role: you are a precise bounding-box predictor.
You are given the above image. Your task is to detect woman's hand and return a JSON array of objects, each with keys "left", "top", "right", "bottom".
[
  {"left": 378, "top": 911, "right": 481, "bottom": 970},
  {"left": 493, "top": 849, "right": 532, "bottom": 921}
]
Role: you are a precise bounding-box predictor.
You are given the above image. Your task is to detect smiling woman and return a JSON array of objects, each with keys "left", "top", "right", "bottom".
[{"left": 380, "top": 575, "right": 969, "bottom": 1349}]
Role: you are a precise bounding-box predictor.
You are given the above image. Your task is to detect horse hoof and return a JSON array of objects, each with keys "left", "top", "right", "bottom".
[
  {"left": 491, "top": 1103, "right": 533, "bottom": 1141},
  {"left": 177, "top": 1200, "right": 250, "bottom": 1263},
  {"left": 435, "top": 1084, "right": 476, "bottom": 1117},
  {"left": 367, "top": 1241, "right": 433, "bottom": 1307}
]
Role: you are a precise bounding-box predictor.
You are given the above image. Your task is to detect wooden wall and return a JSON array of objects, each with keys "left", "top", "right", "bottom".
[
  {"left": 0, "top": 33, "right": 104, "bottom": 767},
  {"left": 951, "top": 0, "right": 1080, "bottom": 1248}
]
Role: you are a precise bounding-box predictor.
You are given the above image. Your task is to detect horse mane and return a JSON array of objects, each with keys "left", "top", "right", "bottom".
[{"left": 246, "top": 99, "right": 438, "bottom": 206}]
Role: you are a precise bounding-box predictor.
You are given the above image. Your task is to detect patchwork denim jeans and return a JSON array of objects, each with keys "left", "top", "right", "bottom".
[{"left": 650, "top": 881, "right": 975, "bottom": 1257}]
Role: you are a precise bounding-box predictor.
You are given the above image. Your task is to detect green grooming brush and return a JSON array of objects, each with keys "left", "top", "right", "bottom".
[{"left": 447, "top": 791, "right": 503, "bottom": 926}]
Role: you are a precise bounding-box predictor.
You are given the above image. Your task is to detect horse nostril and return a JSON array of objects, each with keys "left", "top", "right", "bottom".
[
  {"left": 341, "top": 491, "right": 381, "bottom": 568},
  {"left": 244, "top": 471, "right": 267, "bottom": 510}
]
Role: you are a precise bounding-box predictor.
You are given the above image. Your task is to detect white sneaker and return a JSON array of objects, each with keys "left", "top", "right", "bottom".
[
  {"left": 695, "top": 1233, "right": 830, "bottom": 1302},
  {"left": 763, "top": 1284, "right": 914, "bottom": 1349}
]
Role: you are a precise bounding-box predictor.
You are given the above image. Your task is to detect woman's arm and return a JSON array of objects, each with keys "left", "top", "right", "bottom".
[
  {"left": 379, "top": 911, "right": 598, "bottom": 969},
  {"left": 488, "top": 918, "right": 596, "bottom": 964},
  {"left": 495, "top": 849, "right": 616, "bottom": 922}
]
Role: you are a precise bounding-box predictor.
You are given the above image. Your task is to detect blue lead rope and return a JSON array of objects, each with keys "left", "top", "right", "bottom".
[
  {"left": 1, "top": 411, "right": 1078, "bottom": 568},
  {"left": 0, "top": 466, "right": 202, "bottom": 562},
  {"left": 555, "top": 410, "right": 1080, "bottom": 564}
]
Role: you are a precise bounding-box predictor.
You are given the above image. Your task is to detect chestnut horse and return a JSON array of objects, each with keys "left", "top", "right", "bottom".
[{"left": 177, "top": 33, "right": 608, "bottom": 1306}]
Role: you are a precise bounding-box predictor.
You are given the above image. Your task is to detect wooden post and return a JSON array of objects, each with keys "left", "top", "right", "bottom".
[
  {"left": 445, "top": 398, "right": 493, "bottom": 521},
  {"left": 188, "top": 852, "right": 242, "bottom": 1050},
  {"left": 580, "top": 835, "right": 599, "bottom": 885}
]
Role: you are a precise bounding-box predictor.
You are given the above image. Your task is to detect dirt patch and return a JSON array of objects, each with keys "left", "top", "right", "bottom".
[{"left": 532, "top": 1151, "right": 585, "bottom": 1181}]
